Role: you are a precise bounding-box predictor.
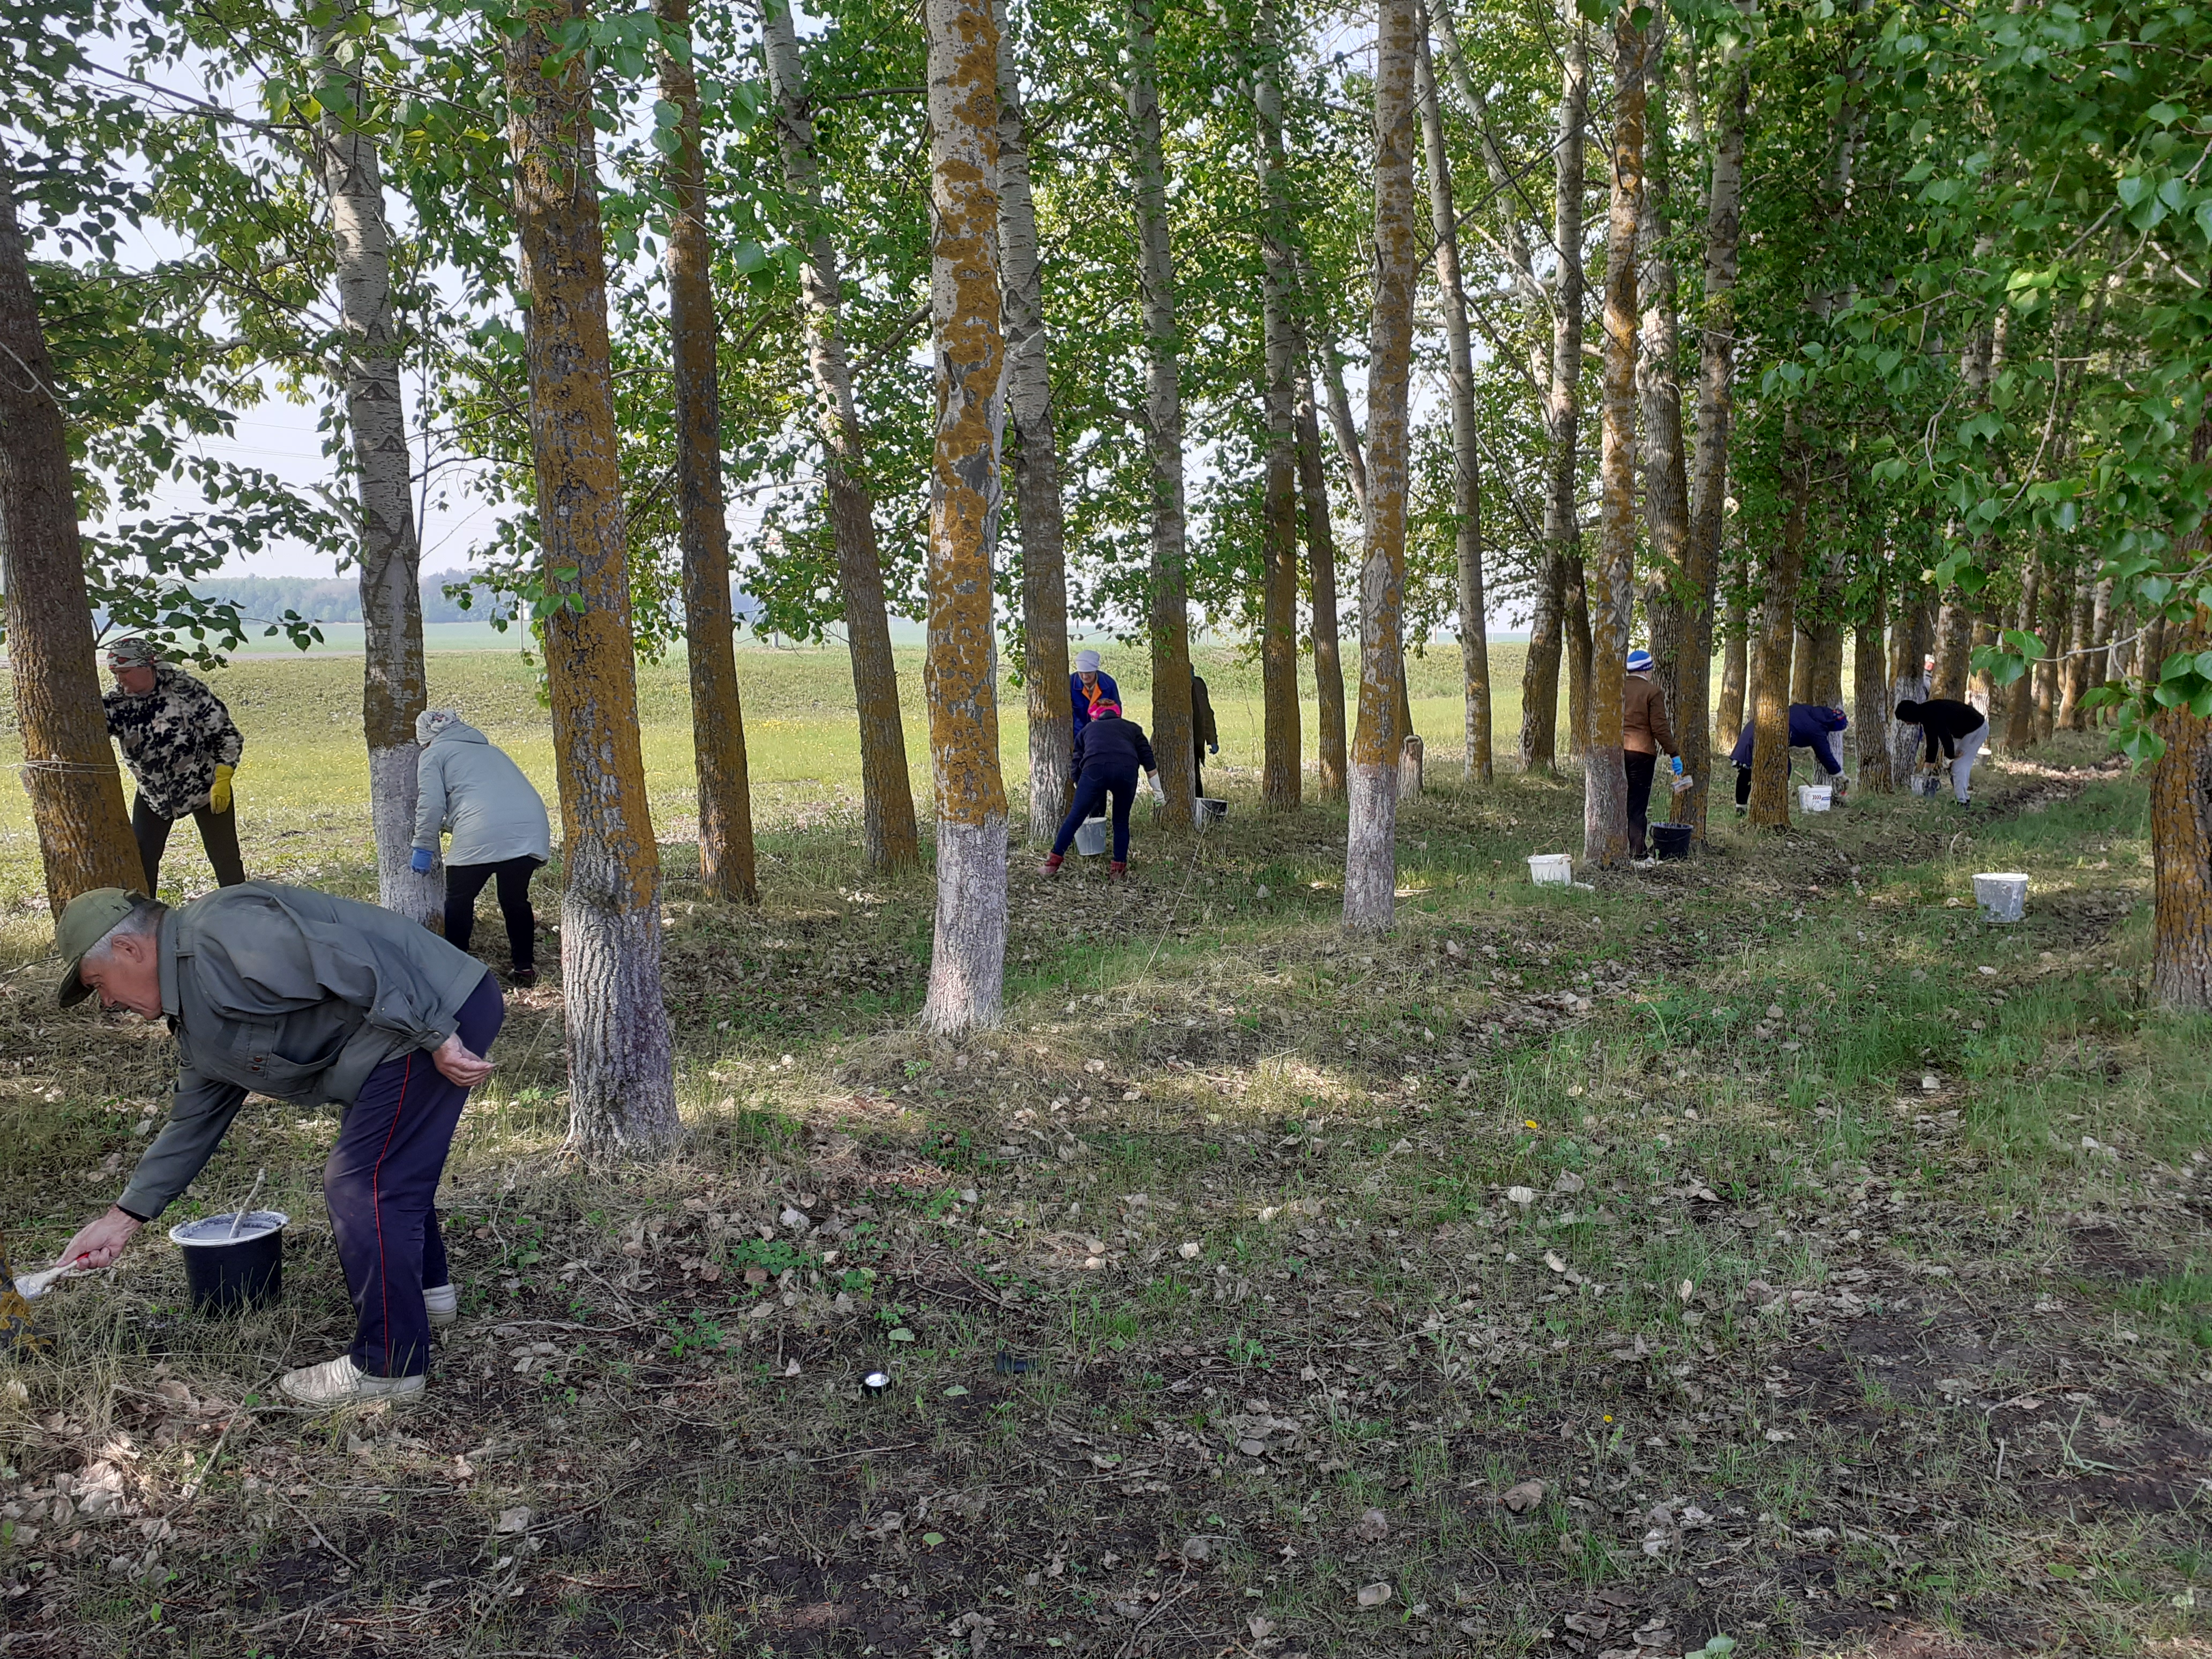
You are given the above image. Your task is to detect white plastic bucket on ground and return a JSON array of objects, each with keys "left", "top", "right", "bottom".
[
  {"left": 1073, "top": 816, "right": 1109, "bottom": 856},
  {"left": 1528, "top": 853, "right": 1573, "bottom": 887},
  {"left": 1197, "top": 797, "right": 1227, "bottom": 827},
  {"left": 1799, "top": 784, "right": 1833, "bottom": 813},
  {"left": 1973, "top": 872, "right": 2029, "bottom": 923}
]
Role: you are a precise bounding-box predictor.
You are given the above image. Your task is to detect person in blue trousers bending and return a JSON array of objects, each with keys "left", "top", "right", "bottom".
[{"left": 1040, "top": 700, "right": 1162, "bottom": 879}]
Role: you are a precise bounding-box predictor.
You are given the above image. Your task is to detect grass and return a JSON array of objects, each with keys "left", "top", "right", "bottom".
[{"left": 0, "top": 656, "right": 2204, "bottom": 1657}]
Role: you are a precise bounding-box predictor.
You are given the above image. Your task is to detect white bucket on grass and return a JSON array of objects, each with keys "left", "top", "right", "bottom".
[
  {"left": 1799, "top": 784, "right": 1833, "bottom": 813},
  {"left": 1073, "top": 816, "right": 1109, "bottom": 857},
  {"left": 1528, "top": 853, "right": 1573, "bottom": 887},
  {"left": 1197, "top": 798, "right": 1227, "bottom": 827},
  {"left": 1973, "top": 872, "right": 2029, "bottom": 923}
]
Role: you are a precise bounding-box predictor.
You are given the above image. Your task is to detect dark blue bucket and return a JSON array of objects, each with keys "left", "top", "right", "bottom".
[{"left": 168, "top": 1210, "right": 287, "bottom": 1313}]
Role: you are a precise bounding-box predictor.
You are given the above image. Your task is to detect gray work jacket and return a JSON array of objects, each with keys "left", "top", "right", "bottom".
[
  {"left": 411, "top": 722, "right": 551, "bottom": 868},
  {"left": 116, "top": 884, "right": 490, "bottom": 1221}
]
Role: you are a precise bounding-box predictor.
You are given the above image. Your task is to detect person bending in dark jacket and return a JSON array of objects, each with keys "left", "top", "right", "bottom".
[
  {"left": 1191, "top": 671, "right": 1220, "bottom": 799},
  {"left": 1894, "top": 698, "right": 1987, "bottom": 803},
  {"left": 1041, "top": 701, "right": 1161, "bottom": 878},
  {"left": 1731, "top": 704, "right": 1849, "bottom": 809}
]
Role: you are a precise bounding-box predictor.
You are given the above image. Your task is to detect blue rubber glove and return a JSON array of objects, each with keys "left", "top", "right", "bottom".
[
  {"left": 410, "top": 847, "right": 435, "bottom": 874},
  {"left": 1671, "top": 756, "right": 1684, "bottom": 776}
]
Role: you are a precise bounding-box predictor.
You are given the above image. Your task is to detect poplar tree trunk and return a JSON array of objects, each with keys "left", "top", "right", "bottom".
[
  {"left": 1521, "top": 4, "right": 1589, "bottom": 778},
  {"left": 2006, "top": 561, "right": 2042, "bottom": 749},
  {"left": 506, "top": 0, "right": 678, "bottom": 1154},
  {"left": 1344, "top": 0, "right": 1417, "bottom": 933},
  {"left": 1811, "top": 619, "right": 1844, "bottom": 709},
  {"left": 657, "top": 0, "right": 757, "bottom": 903},
  {"left": 1126, "top": 0, "right": 1194, "bottom": 829},
  {"left": 1853, "top": 596, "right": 1893, "bottom": 793},
  {"left": 1586, "top": 5, "right": 1645, "bottom": 869},
  {"left": 2034, "top": 564, "right": 2061, "bottom": 739},
  {"left": 1255, "top": 0, "right": 1303, "bottom": 811},
  {"left": 761, "top": 0, "right": 919, "bottom": 871},
  {"left": 2087, "top": 577, "right": 2115, "bottom": 718},
  {"left": 1933, "top": 599, "right": 1972, "bottom": 701},
  {"left": 994, "top": 0, "right": 1072, "bottom": 841},
  {"left": 1639, "top": 34, "right": 1693, "bottom": 782},
  {"left": 0, "top": 146, "right": 145, "bottom": 914},
  {"left": 1415, "top": 14, "right": 1490, "bottom": 784},
  {"left": 1295, "top": 367, "right": 1348, "bottom": 798},
  {"left": 314, "top": 19, "right": 443, "bottom": 925},
  {"left": 1565, "top": 561, "right": 1593, "bottom": 757},
  {"left": 2151, "top": 417, "right": 2212, "bottom": 1007},
  {"left": 1747, "top": 450, "right": 1810, "bottom": 830},
  {"left": 1889, "top": 584, "right": 1935, "bottom": 784},
  {"left": 921, "top": 0, "right": 1009, "bottom": 1033},
  {"left": 2061, "top": 576, "right": 2093, "bottom": 729},
  {"left": 1790, "top": 626, "right": 1815, "bottom": 703},
  {"left": 1716, "top": 581, "right": 1748, "bottom": 751},
  {"left": 1680, "top": 61, "right": 1747, "bottom": 837}
]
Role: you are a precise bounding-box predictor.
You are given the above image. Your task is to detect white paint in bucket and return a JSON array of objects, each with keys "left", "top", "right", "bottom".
[
  {"left": 1799, "top": 784, "right": 1833, "bottom": 812},
  {"left": 1972, "top": 872, "right": 2029, "bottom": 923},
  {"left": 169, "top": 1210, "right": 288, "bottom": 1247},
  {"left": 1073, "top": 817, "right": 1109, "bottom": 857},
  {"left": 1527, "top": 853, "right": 1573, "bottom": 887}
]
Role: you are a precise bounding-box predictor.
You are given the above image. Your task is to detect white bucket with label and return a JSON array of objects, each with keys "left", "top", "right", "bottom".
[
  {"left": 1799, "top": 784, "right": 1833, "bottom": 813},
  {"left": 1073, "top": 817, "right": 1109, "bottom": 857},
  {"left": 1972, "top": 872, "right": 2029, "bottom": 923},
  {"left": 1527, "top": 853, "right": 1573, "bottom": 887}
]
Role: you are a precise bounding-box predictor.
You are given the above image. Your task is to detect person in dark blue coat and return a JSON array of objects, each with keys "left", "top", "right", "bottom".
[
  {"left": 1070, "top": 649, "right": 1121, "bottom": 752},
  {"left": 1731, "top": 705, "right": 1848, "bottom": 808},
  {"left": 1041, "top": 701, "right": 1161, "bottom": 878}
]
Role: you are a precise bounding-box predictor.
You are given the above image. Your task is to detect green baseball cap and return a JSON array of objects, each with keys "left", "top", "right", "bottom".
[{"left": 55, "top": 887, "right": 150, "bottom": 1007}]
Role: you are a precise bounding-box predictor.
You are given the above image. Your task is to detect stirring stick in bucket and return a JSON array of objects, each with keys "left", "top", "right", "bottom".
[{"left": 227, "top": 1169, "right": 266, "bottom": 1239}]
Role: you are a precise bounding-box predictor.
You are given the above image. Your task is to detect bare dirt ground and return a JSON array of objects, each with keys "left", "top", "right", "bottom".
[{"left": 2, "top": 741, "right": 2207, "bottom": 1657}]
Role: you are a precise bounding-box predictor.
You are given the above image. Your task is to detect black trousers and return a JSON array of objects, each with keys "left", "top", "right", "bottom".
[
  {"left": 1624, "top": 750, "right": 1658, "bottom": 856},
  {"left": 132, "top": 793, "right": 245, "bottom": 893},
  {"left": 1052, "top": 766, "right": 1140, "bottom": 862},
  {"left": 444, "top": 856, "right": 544, "bottom": 969}
]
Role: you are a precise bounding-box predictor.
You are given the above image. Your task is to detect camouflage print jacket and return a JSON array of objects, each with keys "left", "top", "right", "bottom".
[{"left": 103, "top": 667, "right": 245, "bottom": 819}]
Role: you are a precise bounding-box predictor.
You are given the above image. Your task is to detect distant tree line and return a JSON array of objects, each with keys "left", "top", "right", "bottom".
[{"left": 93, "top": 570, "right": 512, "bottom": 629}]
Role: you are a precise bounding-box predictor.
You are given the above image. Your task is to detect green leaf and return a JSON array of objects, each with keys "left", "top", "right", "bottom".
[{"left": 888, "top": 1327, "right": 916, "bottom": 1342}]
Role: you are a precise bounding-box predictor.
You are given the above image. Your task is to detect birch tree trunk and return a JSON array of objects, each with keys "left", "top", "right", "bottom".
[
  {"left": 1639, "top": 34, "right": 1694, "bottom": 782},
  {"left": 1585, "top": 6, "right": 1644, "bottom": 869},
  {"left": 1127, "top": 0, "right": 1194, "bottom": 829},
  {"left": 1679, "top": 60, "right": 1747, "bottom": 837},
  {"left": 994, "top": 0, "right": 1072, "bottom": 841},
  {"left": 1521, "top": 4, "right": 1589, "bottom": 778},
  {"left": 1344, "top": 0, "right": 1417, "bottom": 933},
  {"left": 761, "top": 0, "right": 919, "bottom": 871},
  {"left": 921, "top": 0, "right": 1009, "bottom": 1033},
  {"left": 1415, "top": 13, "right": 1490, "bottom": 784},
  {"left": 657, "top": 0, "right": 757, "bottom": 903},
  {"left": 1295, "top": 365, "right": 1348, "bottom": 798},
  {"left": 506, "top": 0, "right": 678, "bottom": 1154},
  {"left": 313, "top": 20, "right": 444, "bottom": 925},
  {"left": 1747, "top": 448, "right": 1810, "bottom": 830},
  {"left": 1255, "top": 0, "right": 1303, "bottom": 811},
  {"left": 0, "top": 144, "right": 145, "bottom": 914}
]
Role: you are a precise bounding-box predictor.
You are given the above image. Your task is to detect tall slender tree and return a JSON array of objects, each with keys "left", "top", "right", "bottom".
[
  {"left": 1294, "top": 362, "right": 1348, "bottom": 798},
  {"left": 1126, "top": 0, "right": 1195, "bottom": 828},
  {"left": 760, "top": 0, "right": 920, "bottom": 871},
  {"left": 921, "top": 0, "right": 1008, "bottom": 1032},
  {"left": 656, "top": 0, "right": 757, "bottom": 903},
  {"left": 1586, "top": 3, "right": 1646, "bottom": 868},
  {"left": 994, "top": 0, "right": 1072, "bottom": 842},
  {"left": 1344, "top": 0, "right": 1417, "bottom": 932},
  {"left": 1415, "top": 12, "right": 1489, "bottom": 784},
  {"left": 0, "top": 144, "right": 145, "bottom": 914},
  {"left": 1746, "top": 444, "right": 1810, "bottom": 830},
  {"left": 1639, "top": 32, "right": 1693, "bottom": 803},
  {"left": 1254, "top": 0, "right": 1303, "bottom": 811},
  {"left": 313, "top": 10, "right": 443, "bottom": 925},
  {"left": 505, "top": 0, "right": 679, "bottom": 1153}
]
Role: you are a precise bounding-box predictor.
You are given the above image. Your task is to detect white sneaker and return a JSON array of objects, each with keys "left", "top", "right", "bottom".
[
  {"left": 423, "top": 1282, "right": 458, "bottom": 1328},
  {"left": 278, "top": 1355, "right": 425, "bottom": 1409},
  {"left": 1632, "top": 856, "right": 1658, "bottom": 870}
]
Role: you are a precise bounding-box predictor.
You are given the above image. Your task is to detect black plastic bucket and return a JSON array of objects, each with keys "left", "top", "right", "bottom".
[
  {"left": 168, "top": 1210, "right": 287, "bottom": 1313},
  {"left": 1651, "top": 823, "right": 1694, "bottom": 861}
]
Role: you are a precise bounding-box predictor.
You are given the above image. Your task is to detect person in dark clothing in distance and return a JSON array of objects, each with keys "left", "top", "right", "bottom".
[
  {"left": 1731, "top": 704, "right": 1849, "bottom": 809},
  {"left": 1041, "top": 701, "right": 1161, "bottom": 878},
  {"left": 1191, "top": 672, "right": 1220, "bottom": 799},
  {"left": 1894, "top": 698, "right": 1987, "bottom": 803}
]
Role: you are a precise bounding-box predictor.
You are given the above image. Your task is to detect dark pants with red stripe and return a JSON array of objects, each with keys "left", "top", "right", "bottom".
[{"left": 324, "top": 972, "right": 502, "bottom": 1378}]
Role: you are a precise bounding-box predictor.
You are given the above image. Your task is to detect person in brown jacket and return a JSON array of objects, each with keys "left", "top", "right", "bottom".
[{"left": 1621, "top": 649, "right": 1678, "bottom": 861}]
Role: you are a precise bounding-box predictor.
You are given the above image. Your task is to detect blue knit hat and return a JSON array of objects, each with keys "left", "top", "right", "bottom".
[{"left": 1626, "top": 649, "right": 1654, "bottom": 672}]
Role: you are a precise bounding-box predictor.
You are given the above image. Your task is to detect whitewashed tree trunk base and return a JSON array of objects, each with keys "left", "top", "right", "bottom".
[
  {"left": 923, "top": 818, "right": 1007, "bottom": 1033},
  {"left": 561, "top": 860, "right": 680, "bottom": 1155},
  {"left": 1343, "top": 762, "right": 1400, "bottom": 933},
  {"left": 370, "top": 743, "right": 442, "bottom": 925}
]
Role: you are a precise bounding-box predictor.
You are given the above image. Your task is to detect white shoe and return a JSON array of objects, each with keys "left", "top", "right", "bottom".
[
  {"left": 278, "top": 1355, "right": 425, "bottom": 1409},
  {"left": 1632, "top": 856, "right": 1658, "bottom": 870},
  {"left": 423, "top": 1282, "right": 458, "bottom": 1328}
]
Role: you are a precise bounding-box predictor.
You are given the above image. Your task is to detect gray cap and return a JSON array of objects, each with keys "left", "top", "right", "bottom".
[
  {"left": 55, "top": 887, "right": 150, "bottom": 1007},
  {"left": 1074, "top": 649, "right": 1101, "bottom": 674}
]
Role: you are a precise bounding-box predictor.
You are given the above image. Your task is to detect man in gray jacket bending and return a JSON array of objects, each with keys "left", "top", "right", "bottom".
[{"left": 55, "top": 883, "right": 502, "bottom": 1409}]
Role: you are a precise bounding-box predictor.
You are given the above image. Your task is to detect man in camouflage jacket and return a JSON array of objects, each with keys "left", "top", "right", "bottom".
[{"left": 101, "top": 636, "right": 248, "bottom": 892}]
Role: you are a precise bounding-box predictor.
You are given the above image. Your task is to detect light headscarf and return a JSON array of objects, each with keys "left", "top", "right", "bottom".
[{"left": 415, "top": 707, "right": 464, "bottom": 746}]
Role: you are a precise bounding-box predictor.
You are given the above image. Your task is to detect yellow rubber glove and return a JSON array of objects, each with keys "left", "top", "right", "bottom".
[{"left": 209, "top": 764, "right": 234, "bottom": 814}]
